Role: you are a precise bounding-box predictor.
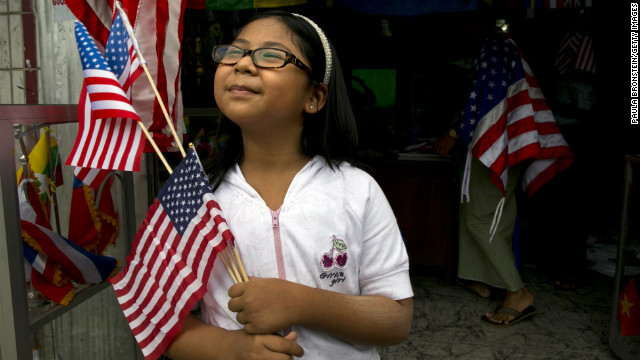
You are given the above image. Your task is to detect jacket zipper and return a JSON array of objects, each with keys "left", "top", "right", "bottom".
[{"left": 271, "top": 209, "right": 286, "bottom": 279}]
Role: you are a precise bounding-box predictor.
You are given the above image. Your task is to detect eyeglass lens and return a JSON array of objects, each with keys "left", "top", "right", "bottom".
[{"left": 214, "top": 46, "right": 288, "bottom": 68}]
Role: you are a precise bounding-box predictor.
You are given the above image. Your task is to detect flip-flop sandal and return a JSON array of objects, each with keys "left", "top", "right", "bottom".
[{"left": 481, "top": 305, "right": 536, "bottom": 327}]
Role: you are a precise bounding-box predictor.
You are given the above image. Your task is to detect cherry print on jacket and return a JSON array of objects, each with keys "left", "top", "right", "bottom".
[{"left": 321, "top": 234, "right": 348, "bottom": 270}]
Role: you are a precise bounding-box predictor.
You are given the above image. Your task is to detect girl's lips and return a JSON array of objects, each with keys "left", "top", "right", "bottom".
[{"left": 229, "top": 85, "right": 257, "bottom": 95}]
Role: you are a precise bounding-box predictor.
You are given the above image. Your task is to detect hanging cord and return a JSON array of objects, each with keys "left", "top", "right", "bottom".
[
  {"left": 460, "top": 148, "right": 472, "bottom": 203},
  {"left": 488, "top": 197, "right": 506, "bottom": 242},
  {"left": 461, "top": 147, "right": 505, "bottom": 242}
]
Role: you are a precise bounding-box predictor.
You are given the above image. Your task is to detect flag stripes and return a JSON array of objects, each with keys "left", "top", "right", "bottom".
[
  {"left": 109, "top": 148, "right": 233, "bottom": 359},
  {"left": 66, "top": 16, "right": 145, "bottom": 173},
  {"left": 459, "top": 32, "right": 573, "bottom": 199},
  {"left": 21, "top": 220, "right": 118, "bottom": 284}
]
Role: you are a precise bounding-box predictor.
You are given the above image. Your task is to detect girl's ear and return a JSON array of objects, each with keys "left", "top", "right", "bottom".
[{"left": 305, "top": 83, "right": 328, "bottom": 114}]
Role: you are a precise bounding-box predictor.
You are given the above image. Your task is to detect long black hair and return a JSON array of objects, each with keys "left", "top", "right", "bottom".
[{"left": 205, "top": 10, "right": 358, "bottom": 191}]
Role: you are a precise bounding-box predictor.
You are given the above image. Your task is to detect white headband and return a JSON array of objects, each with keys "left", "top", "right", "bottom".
[{"left": 292, "top": 13, "right": 332, "bottom": 85}]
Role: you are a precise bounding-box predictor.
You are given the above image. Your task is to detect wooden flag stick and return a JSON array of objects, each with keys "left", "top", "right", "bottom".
[
  {"left": 138, "top": 121, "right": 173, "bottom": 174},
  {"left": 225, "top": 248, "right": 243, "bottom": 283},
  {"left": 218, "top": 252, "right": 238, "bottom": 284},
  {"left": 44, "top": 129, "right": 62, "bottom": 235},
  {"left": 115, "top": 2, "right": 186, "bottom": 158},
  {"left": 140, "top": 64, "right": 186, "bottom": 158},
  {"left": 232, "top": 247, "right": 249, "bottom": 282}
]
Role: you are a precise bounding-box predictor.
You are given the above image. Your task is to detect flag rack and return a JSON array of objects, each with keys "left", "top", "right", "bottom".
[{"left": 0, "top": 105, "right": 140, "bottom": 360}]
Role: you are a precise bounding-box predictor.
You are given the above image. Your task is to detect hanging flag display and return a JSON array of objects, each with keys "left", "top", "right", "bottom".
[
  {"left": 67, "top": 174, "right": 119, "bottom": 255},
  {"left": 458, "top": 31, "right": 574, "bottom": 199},
  {"left": 16, "top": 129, "right": 64, "bottom": 211},
  {"left": 22, "top": 220, "right": 119, "bottom": 285},
  {"left": 66, "top": 14, "right": 145, "bottom": 172},
  {"left": 619, "top": 277, "right": 640, "bottom": 336}
]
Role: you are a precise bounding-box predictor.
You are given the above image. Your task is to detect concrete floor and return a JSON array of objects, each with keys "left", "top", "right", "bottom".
[{"left": 378, "top": 266, "right": 622, "bottom": 360}]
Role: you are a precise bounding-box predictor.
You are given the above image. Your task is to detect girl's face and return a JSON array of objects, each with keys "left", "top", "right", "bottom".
[{"left": 213, "top": 18, "right": 315, "bottom": 135}]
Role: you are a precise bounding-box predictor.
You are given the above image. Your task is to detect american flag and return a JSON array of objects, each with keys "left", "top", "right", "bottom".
[
  {"left": 66, "top": 14, "right": 145, "bottom": 172},
  {"left": 109, "top": 148, "right": 232, "bottom": 360},
  {"left": 65, "top": 0, "right": 186, "bottom": 153},
  {"left": 459, "top": 31, "right": 573, "bottom": 198},
  {"left": 554, "top": 32, "right": 596, "bottom": 75}
]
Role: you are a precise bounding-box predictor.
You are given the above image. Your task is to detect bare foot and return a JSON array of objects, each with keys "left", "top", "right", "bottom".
[
  {"left": 484, "top": 287, "right": 534, "bottom": 325},
  {"left": 457, "top": 279, "right": 491, "bottom": 298}
]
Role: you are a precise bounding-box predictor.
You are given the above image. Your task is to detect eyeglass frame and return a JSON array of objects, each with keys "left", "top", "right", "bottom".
[{"left": 212, "top": 44, "right": 312, "bottom": 75}]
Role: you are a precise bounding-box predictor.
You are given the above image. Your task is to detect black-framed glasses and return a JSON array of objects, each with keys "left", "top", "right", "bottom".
[{"left": 212, "top": 44, "right": 312, "bottom": 75}]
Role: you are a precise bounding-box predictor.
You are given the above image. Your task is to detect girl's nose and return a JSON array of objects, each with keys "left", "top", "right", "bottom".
[{"left": 234, "top": 55, "right": 257, "bottom": 74}]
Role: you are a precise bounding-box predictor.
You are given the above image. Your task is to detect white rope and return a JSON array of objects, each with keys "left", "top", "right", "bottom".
[
  {"left": 488, "top": 197, "right": 505, "bottom": 242},
  {"left": 460, "top": 148, "right": 472, "bottom": 203}
]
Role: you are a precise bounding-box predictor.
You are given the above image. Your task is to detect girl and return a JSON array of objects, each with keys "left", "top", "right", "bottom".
[{"left": 166, "top": 10, "right": 413, "bottom": 359}]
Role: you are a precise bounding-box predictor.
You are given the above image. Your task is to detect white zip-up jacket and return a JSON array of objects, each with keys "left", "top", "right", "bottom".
[{"left": 201, "top": 156, "right": 413, "bottom": 360}]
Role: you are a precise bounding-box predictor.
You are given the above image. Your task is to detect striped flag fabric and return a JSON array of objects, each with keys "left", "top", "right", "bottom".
[
  {"left": 554, "top": 32, "right": 596, "bottom": 75},
  {"left": 73, "top": 167, "right": 111, "bottom": 191},
  {"left": 554, "top": 32, "right": 581, "bottom": 75},
  {"left": 24, "top": 243, "right": 76, "bottom": 306},
  {"left": 66, "top": 13, "right": 145, "bottom": 172},
  {"left": 24, "top": 246, "right": 77, "bottom": 306},
  {"left": 21, "top": 219, "right": 119, "bottom": 284},
  {"left": 458, "top": 31, "right": 573, "bottom": 198},
  {"left": 573, "top": 34, "right": 596, "bottom": 73},
  {"left": 109, "top": 148, "right": 232, "bottom": 359}
]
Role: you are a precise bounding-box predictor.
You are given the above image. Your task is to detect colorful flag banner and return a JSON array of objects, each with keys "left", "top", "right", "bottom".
[
  {"left": 27, "top": 264, "right": 76, "bottom": 306},
  {"left": 74, "top": 167, "right": 111, "bottom": 191},
  {"left": 23, "top": 243, "right": 68, "bottom": 288},
  {"left": 619, "top": 277, "right": 640, "bottom": 336},
  {"left": 109, "top": 148, "right": 232, "bottom": 360},
  {"left": 66, "top": 14, "right": 144, "bottom": 172},
  {"left": 16, "top": 129, "right": 64, "bottom": 211},
  {"left": 21, "top": 219, "right": 119, "bottom": 284},
  {"left": 68, "top": 176, "right": 103, "bottom": 251},
  {"left": 18, "top": 178, "right": 52, "bottom": 230}
]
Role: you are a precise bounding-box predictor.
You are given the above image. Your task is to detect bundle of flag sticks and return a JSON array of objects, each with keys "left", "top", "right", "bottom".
[{"left": 218, "top": 246, "right": 249, "bottom": 283}]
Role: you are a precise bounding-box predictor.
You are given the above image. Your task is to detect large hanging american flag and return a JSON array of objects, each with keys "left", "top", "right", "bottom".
[
  {"left": 109, "top": 148, "right": 232, "bottom": 360},
  {"left": 65, "top": 0, "right": 186, "bottom": 153},
  {"left": 66, "top": 14, "right": 145, "bottom": 172},
  {"left": 458, "top": 31, "right": 573, "bottom": 198}
]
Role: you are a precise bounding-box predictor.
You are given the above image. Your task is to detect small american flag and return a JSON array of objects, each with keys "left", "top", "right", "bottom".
[
  {"left": 109, "top": 148, "right": 233, "bottom": 360},
  {"left": 459, "top": 31, "right": 573, "bottom": 198},
  {"left": 66, "top": 14, "right": 145, "bottom": 173},
  {"left": 65, "top": 0, "right": 186, "bottom": 153}
]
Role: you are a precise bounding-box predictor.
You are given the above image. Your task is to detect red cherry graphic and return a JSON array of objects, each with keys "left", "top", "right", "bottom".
[
  {"left": 321, "top": 253, "right": 334, "bottom": 269},
  {"left": 335, "top": 252, "right": 347, "bottom": 268}
]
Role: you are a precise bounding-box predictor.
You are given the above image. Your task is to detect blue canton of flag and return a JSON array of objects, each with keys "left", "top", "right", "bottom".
[
  {"left": 158, "top": 151, "right": 212, "bottom": 235},
  {"left": 76, "top": 21, "right": 114, "bottom": 72},
  {"left": 105, "top": 12, "right": 133, "bottom": 78},
  {"left": 458, "top": 34, "right": 524, "bottom": 145}
]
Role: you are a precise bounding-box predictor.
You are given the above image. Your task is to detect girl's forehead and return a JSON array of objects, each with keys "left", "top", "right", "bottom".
[{"left": 236, "top": 18, "right": 297, "bottom": 48}]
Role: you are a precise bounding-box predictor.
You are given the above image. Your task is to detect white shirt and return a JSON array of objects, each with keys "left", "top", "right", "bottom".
[{"left": 201, "top": 156, "right": 413, "bottom": 360}]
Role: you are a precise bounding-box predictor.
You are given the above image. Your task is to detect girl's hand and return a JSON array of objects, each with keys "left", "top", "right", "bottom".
[
  {"left": 228, "top": 278, "right": 307, "bottom": 334},
  {"left": 221, "top": 329, "right": 304, "bottom": 360}
]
